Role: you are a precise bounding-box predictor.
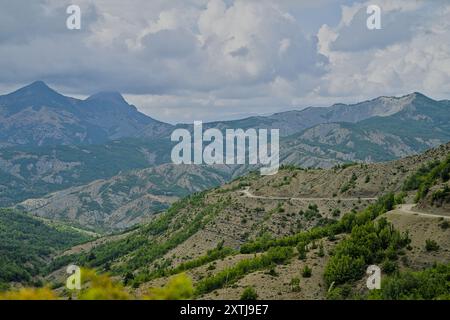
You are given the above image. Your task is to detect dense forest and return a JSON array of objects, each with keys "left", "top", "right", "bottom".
[{"left": 0, "top": 209, "right": 92, "bottom": 289}]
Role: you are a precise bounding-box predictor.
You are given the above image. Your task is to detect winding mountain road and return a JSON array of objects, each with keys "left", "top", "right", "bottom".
[
  {"left": 240, "top": 188, "right": 450, "bottom": 219},
  {"left": 240, "top": 187, "right": 378, "bottom": 201},
  {"left": 391, "top": 204, "right": 450, "bottom": 220}
]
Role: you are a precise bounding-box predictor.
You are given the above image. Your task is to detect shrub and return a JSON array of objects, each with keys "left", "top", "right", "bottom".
[
  {"left": 327, "top": 284, "right": 352, "bottom": 300},
  {"left": 332, "top": 209, "right": 341, "bottom": 217},
  {"left": 381, "top": 259, "right": 398, "bottom": 274},
  {"left": 240, "top": 287, "right": 258, "bottom": 300},
  {"left": 302, "top": 266, "right": 312, "bottom": 278},
  {"left": 123, "top": 272, "right": 134, "bottom": 285},
  {"left": 290, "top": 277, "right": 301, "bottom": 292},
  {"left": 369, "top": 263, "right": 450, "bottom": 300},
  {"left": 297, "top": 242, "right": 307, "bottom": 260},
  {"left": 341, "top": 173, "right": 358, "bottom": 193},
  {"left": 318, "top": 242, "right": 325, "bottom": 257},
  {"left": 431, "top": 185, "right": 450, "bottom": 206},
  {"left": 425, "top": 239, "right": 440, "bottom": 252},
  {"left": 195, "top": 247, "right": 293, "bottom": 295},
  {"left": 394, "top": 192, "right": 406, "bottom": 205},
  {"left": 439, "top": 220, "right": 450, "bottom": 230},
  {"left": 145, "top": 273, "right": 193, "bottom": 300},
  {"left": 324, "top": 217, "right": 409, "bottom": 286},
  {"left": 403, "top": 156, "right": 450, "bottom": 201},
  {"left": 0, "top": 288, "right": 57, "bottom": 300},
  {"left": 78, "top": 269, "right": 131, "bottom": 300},
  {"left": 267, "top": 266, "right": 278, "bottom": 277}
]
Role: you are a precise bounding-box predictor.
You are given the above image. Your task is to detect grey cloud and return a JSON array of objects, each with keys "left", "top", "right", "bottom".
[
  {"left": 229, "top": 46, "right": 249, "bottom": 57},
  {"left": 330, "top": 6, "right": 424, "bottom": 52},
  {"left": 0, "top": 0, "right": 449, "bottom": 123},
  {"left": 0, "top": 0, "right": 98, "bottom": 44},
  {"left": 141, "top": 29, "right": 200, "bottom": 59},
  {"left": 0, "top": 0, "right": 328, "bottom": 97}
]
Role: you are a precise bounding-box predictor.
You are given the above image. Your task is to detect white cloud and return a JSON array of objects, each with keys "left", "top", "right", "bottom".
[
  {"left": 0, "top": 0, "right": 450, "bottom": 123},
  {"left": 317, "top": 0, "right": 450, "bottom": 99}
]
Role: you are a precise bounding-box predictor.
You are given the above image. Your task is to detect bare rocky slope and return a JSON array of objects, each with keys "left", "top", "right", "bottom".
[{"left": 17, "top": 164, "right": 235, "bottom": 232}]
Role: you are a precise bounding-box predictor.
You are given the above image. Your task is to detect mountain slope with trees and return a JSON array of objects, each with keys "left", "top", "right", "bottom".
[
  {"left": 35, "top": 142, "right": 450, "bottom": 300},
  {"left": 0, "top": 209, "right": 92, "bottom": 290}
]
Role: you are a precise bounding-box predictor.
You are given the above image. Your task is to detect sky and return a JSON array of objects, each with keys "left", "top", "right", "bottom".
[{"left": 0, "top": 0, "right": 449, "bottom": 124}]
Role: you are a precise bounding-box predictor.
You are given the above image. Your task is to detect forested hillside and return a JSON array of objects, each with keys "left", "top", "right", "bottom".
[{"left": 0, "top": 209, "right": 92, "bottom": 289}]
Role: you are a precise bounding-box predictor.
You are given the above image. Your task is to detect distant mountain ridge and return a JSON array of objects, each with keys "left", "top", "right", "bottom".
[
  {"left": 281, "top": 92, "right": 450, "bottom": 167},
  {"left": 2, "top": 82, "right": 448, "bottom": 149},
  {"left": 1, "top": 82, "right": 450, "bottom": 211},
  {"left": 200, "top": 92, "right": 432, "bottom": 136},
  {"left": 0, "top": 81, "right": 173, "bottom": 148}
]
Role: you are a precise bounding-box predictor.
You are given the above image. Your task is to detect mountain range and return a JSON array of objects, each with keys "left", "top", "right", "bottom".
[
  {"left": 0, "top": 81, "right": 172, "bottom": 148},
  {"left": 1, "top": 82, "right": 449, "bottom": 150},
  {"left": 1, "top": 82, "right": 449, "bottom": 299},
  {"left": 1, "top": 82, "right": 450, "bottom": 230}
]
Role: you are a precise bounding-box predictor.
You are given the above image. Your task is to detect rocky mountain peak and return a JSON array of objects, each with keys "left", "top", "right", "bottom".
[{"left": 7, "top": 81, "right": 63, "bottom": 99}]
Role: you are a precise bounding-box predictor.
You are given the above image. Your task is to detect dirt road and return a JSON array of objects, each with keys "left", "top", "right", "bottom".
[
  {"left": 392, "top": 204, "right": 450, "bottom": 219},
  {"left": 240, "top": 187, "right": 378, "bottom": 201}
]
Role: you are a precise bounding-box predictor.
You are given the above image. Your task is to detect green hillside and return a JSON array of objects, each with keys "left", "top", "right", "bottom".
[{"left": 0, "top": 209, "right": 92, "bottom": 289}]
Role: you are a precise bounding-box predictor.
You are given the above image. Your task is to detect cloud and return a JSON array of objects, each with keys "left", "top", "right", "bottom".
[
  {"left": 330, "top": 7, "right": 417, "bottom": 52},
  {"left": 0, "top": 0, "right": 98, "bottom": 44},
  {"left": 0, "top": 0, "right": 449, "bottom": 123},
  {"left": 317, "top": 0, "right": 450, "bottom": 99}
]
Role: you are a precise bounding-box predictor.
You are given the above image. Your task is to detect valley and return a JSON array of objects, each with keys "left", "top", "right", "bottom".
[
  {"left": 3, "top": 0, "right": 450, "bottom": 304},
  {"left": 0, "top": 82, "right": 449, "bottom": 300},
  {"left": 1, "top": 84, "right": 449, "bottom": 233}
]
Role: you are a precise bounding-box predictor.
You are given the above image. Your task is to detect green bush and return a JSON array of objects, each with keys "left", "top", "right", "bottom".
[
  {"left": 241, "top": 193, "right": 398, "bottom": 256},
  {"left": 403, "top": 156, "right": 450, "bottom": 201},
  {"left": 425, "top": 239, "right": 440, "bottom": 252},
  {"left": 369, "top": 263, "right": 450, "bottom": 300},
  {"left": 240, "top": 287, "right": 258, "bottom": 300},
  {"left": 327, "top": 284, "right": 353, "bottom": 300},
  {"left": 297, "top": 242, "right": 307, "bottom": 260},
  {"left": 431, "top": 185, "right": 450, "bottom": 206},
  {"left": 340, "top": 173, "right": 358, "bottom": 193},
  {"left": 381, "top": 259, "right": 398, "bottom": 274},
  {"left": 332, "top": 209, "right": 341, "bottom": 217},
  {"left": 290, "top": 277, "right": 301, "bottom": 292},
  {"left": 318, "top": 242, "right": 325, "bottom": 257},
  {"left": 324, "top": 217, "right": 410, "bottom": 286},
  {"left": 439, "top": 220, "right": 450, "bottom": 230},
  {"left": 302, "top": 266, "right": 312, "bottom": 278}
]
